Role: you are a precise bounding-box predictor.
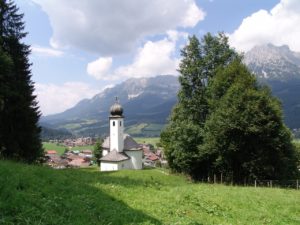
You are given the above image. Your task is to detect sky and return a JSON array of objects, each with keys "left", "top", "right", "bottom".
[{"left": 13, "top": 0, "right": 299, "bottom": 116}]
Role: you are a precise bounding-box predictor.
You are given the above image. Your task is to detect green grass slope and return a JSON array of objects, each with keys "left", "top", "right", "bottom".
[
  {"left": 43, "top": 142, "right": 94, "bottom": 155},
  {"left": 125, "top": 123, "right": 164, "bottom": 137},
  {"left": 0, "top": 161, "right": 299, "bottom": 225},
  {"left": 134, "top": 137, "right": 160, "bottom": 148}
]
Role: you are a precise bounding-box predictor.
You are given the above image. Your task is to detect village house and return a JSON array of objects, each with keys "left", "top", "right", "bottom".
[
  {"left": 142, "top": 144, "right": 165, "bottom": 166},
  {"left": 46, "top": 150, "right": 57, "bottom": 154},
  {"left": 44, "top": 151, "right": 68, "bottom": 169},
  {"left": 62, "top": 137, "right": 95, "bottom": 147},
  {"left": 44, "top": 149, "right": 93, "bottom": 169}
]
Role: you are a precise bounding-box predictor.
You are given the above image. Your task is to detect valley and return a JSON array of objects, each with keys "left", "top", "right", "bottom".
[{"left": 40, "top": 44, "right": 300, "bottom": 138}]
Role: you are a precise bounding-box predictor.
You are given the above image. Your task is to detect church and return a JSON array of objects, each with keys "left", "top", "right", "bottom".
[{"left": 100, "top": 98, "right": 143, "bottom": 171}]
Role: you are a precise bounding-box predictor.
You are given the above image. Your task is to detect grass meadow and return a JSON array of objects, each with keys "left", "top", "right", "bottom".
[
  {"left": 125, "top": 123, "right": 164, "bottom": 137},
  {"left": 43, "top": 142, "right": 94, "bottom": 155},
  {"left": 133, "top": 137, "right": 161, "bottom": 148},
  {"left": 0, "top": 160, "right": 299, "bottom": 225}
]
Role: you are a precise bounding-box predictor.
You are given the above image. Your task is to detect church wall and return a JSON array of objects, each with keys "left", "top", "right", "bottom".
[
  {"left": 119, "top": 160, "right": 131, "bottom": 169},
  {"left": 100, "top": 162, "right": 119, "bottom": 171},
  {"left": 102, "top": 149, "right": 108, "bottom": 156},
  {"left": 125, "top": 150, "right": 143, "bottom": 169},
  {"left": 100, "top": 160, "right": 132, "bottom": 171}
]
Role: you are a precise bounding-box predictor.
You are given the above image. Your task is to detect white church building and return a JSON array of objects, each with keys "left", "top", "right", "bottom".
[{"left": 100, "top": 98, "right": 143, "bottom": 171}]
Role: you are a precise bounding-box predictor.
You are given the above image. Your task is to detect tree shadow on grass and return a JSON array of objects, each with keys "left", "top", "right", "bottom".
[
  {"left": 80, "top": 167, "right": 184, "bottom": 189},
  {"left": 0, "top": 161, "right": 162, "bottom": 225}
]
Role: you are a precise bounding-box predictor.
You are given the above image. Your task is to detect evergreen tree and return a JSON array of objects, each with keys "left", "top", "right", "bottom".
[
  {"left": 93, "top": 139, "right": 103, "bottom": 166},
  {"left": 0, "top": 0, "right": 42, "bottom": 162},
  {"left": 0, "top": 47, "right": 12, "bottom": 153}
]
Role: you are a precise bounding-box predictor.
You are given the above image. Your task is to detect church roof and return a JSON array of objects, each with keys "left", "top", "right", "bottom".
[
  {"left": 123, "top": 134, "right": 141, "bottom": 150},
  {"left": 102, "top": 136, "right": 110, "bottom": 149},
  {"left": 102, "top": 134, "right": 141, "bottom": 151},
  {"left": 100, "top": 150, "right": 129, "bottom": 162}
]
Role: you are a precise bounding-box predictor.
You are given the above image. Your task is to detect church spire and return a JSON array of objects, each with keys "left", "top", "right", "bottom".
[{"left": 110, "top": 96, "right": 123, "bottom": 117}]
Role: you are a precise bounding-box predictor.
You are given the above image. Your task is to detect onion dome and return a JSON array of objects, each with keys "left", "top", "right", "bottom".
[{"left": 110, "top": 97, "right": 123, "bottom": 116}]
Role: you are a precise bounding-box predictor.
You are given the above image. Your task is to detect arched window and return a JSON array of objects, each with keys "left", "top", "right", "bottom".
[
  {"left": 120, "top": 121, "right": 122, "bottom": 126},
  {"left": 113, "top": 121, "right": 115, "bottom": 126}
]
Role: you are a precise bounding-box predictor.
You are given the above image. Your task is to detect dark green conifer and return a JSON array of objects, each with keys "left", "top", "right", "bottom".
[
  {"left": 93, "top": 139, "right": 103, "bottom": 166},
  {"left": 0, "top": 0, "right": 42, "bottom": 162}
]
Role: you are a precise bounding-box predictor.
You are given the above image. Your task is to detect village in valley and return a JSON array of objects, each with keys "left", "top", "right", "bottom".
[
  {"left": 44, "top": 98, "right": 167, "bottom": 170},
  {"left": 44, "top": 139, "right": 166, "bottom": 169},
  {"left": 44, "top": 141, "right": 165, "bottom": 168}
]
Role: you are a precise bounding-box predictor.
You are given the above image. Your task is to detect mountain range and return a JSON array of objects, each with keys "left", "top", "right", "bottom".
[
  {"left": 244, "top": 43, "right": 300, "bottom": 129},
  {"left": 40, "top": 75, "right": 179, "bottom": 138},
  {"left": 41, "top": 44, "right": 300, "bottom": 138},
  {"left": 244, "top": 43, "right": 300, "bottom": 80}
]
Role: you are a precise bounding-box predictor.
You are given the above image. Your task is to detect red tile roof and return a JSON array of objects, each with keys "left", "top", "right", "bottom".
[
  {"left": 147, "top": 154, "right": 159, "bottom": 161},
  {"left": 46, "top": 150, "right": 57, "bottom": 154},
  {"left": 82, "top": 150, "right": 92, "bottom": 154}
]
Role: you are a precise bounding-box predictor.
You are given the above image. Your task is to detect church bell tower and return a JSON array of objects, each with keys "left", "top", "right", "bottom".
[{"left": 109, "top": 97, "right": 124, "bottom": 153}]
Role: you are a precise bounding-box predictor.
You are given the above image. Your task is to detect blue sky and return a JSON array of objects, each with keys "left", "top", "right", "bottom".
[{"left": 14, "top": 0, "right": 299, "bottom": 115}]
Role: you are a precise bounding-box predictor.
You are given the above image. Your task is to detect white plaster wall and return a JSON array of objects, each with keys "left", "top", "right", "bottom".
[
  {"left": 100, "top": 160, "right": 132, "bottom": 171},
  {"left": 110, "top": 118, "right": 124, "bottom": 152},
  {"left": 102, "top": 149, "right": 108, "bottom": 156},
  {"left": 100, "top": 162, "right": 119, "bottom": 171},
  {"left": 125, "top": 150, "right": 143, "bottom": 169}
]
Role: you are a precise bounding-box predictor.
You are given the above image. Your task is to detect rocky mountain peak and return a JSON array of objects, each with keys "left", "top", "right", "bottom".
[{"left": 244, "top": 43, "right": 300, "bottom": 80}]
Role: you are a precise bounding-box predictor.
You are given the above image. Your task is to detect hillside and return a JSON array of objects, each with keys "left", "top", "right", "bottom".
[
  {"left": 41, "top": 126, "right": 73, "bottom": 141},
  {"left": 40, "top": 75, "right": 179, "bottom": 137},
  {"left": 1, "top": 160, "right": 300, "bottom": 224}
]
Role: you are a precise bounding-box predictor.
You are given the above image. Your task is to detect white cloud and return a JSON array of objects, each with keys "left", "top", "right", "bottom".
[
  {"left": 229, "top": 0, "right": 300, "bottom": 52},
  {"left": 87, "top": 57, "right": 112, "bottom": 80},
  {"left": 31, "top": 45, "right": 64, "bottom": 57},
  {"left": 115, "top": 38, "right": 179, "bottom": 79},
  {"left": 181, "top": 2, "right": 205, "bottom": 27},
  {"left": 32, "top": 0, "right": 205, "bottom": 55},
  {"left": 35, "top": 82, "right": 101, "bottom": 115},
  {"left": 87, "top": 30, "right": 184, "bottom": 81},
  {"left": 166, "top": 30, "right": 189, "bottom": 42}
]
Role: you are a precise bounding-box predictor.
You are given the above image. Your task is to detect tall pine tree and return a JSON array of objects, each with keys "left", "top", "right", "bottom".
[
  {"left": 0, "top": 46, "right": 12, "bottom": 152},
  {"left": 0, "top": 0, "right": 42, "bottom": 162}
]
